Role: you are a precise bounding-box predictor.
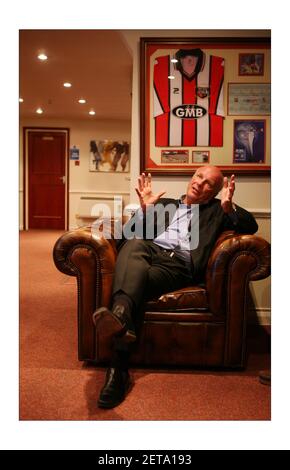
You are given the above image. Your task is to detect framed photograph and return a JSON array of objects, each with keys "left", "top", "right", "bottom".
[
  {"left": 140, "top": 37, "right": 270, "bottom": 176},
  {"left": 228, "top": 83, "right": 270, "bottom": 115},
  {"left": 161, "top": 150, "right": 189, "bottom": 164},
  {"left": 239, "top": 53, "right": 264, "bottom": 76},
  {"left": 192, "top": 151, "right": 210, "bottom": 163},
  {"left": 233, "top": 120, "right": 265, "bottom": 164},
  {"left": 89, "top": 140, "right": 130, "bottom": 172}
]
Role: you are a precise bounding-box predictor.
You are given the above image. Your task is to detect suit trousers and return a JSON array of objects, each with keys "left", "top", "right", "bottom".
[{"left": 112, "top": 239, "right": 193, "bottom": 309}]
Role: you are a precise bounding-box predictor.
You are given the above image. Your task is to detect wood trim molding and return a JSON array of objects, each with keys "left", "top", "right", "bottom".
[
  {"left": 69, "top": 190, "right": 130, "bottom": 195},
  {"left": 248, "top": 208, "right": 270, "bottom": 219},
  {"left": 249, "top": 308, "right": 271, "bottom": 325}
]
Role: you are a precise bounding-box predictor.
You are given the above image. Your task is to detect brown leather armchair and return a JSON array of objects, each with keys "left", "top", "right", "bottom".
[{"left": 53, "top": 225, "right": 270, "bottom": 368}]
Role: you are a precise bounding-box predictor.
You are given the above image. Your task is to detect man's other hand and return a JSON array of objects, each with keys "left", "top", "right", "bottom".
[{"left": 221, "top": 174, "right": 235, "bottom": 213}]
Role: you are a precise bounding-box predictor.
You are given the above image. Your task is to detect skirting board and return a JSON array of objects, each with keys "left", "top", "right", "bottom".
[{"left": 249, "top": 308, "right": 271, "bottom": 326}]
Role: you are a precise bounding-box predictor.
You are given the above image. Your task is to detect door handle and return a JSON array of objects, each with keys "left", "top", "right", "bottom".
[{"left": 59, "top": 176, "right": 66, "bottom": 184}]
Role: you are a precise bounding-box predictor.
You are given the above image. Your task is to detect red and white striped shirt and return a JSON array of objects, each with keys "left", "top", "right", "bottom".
[{"left": 153, "top": 49, "right": 225, "bottom": 147}]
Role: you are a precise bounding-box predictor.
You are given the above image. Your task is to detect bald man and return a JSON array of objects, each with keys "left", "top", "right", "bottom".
[{"left": 93, "top": 165, "right": 258, "bottom": 408}]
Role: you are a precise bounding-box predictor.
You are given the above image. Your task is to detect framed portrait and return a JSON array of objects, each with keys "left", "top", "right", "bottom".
[
  {"left": 140, "top": 37, "right": 270, "bottom": 175},
  {"left": 239, "top": 53, "right": 264, "bottom": 76},
  {"left": 89, "top": 140, "right": 130, "bottom": 172},
  {"left": 233, "top": 120, "right": 266, "bottom": 164}
]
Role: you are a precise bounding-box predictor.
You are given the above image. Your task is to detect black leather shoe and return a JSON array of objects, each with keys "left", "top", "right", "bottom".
[
  {"left": 92, "top": 305, "right": 136, "bottom": 343},
  {"left": 98, "top": 367, "right": 132, "bottom": 408}
]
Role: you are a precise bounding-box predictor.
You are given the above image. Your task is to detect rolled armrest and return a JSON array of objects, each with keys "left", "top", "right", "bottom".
[
  {"left": 53, "top": 225, "right": 117, "bottom": 309},
  {"left": 53, "top": 225, "right": 117, "bottom": 276},
  {"left": 53, "top": 226, "right": 118, "bottom": 360},
  {"left": 206, "top": 232, "right": 270, "bottom": 316}
]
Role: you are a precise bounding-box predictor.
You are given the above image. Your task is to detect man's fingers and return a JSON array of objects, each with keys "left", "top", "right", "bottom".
[
  {"left": 143, "top": 173, "right": 151, "bottom": 188},
  {"left": 156, "top": 191, "right": 166, "bottom": 199},
  {"left": 147, "top": 173, "right": 152, "bottom": 188},
  {"left": 223, "top": 175, "right": 235, "bottom": 197},
  {"left": 229, "top": 176, "right": 235, "bottom": 194},
  {"left": 139, "top": 172, "right": 148, "bottom": 190},
  {"left": 137, "top": 177, "right": 142, "bottom": 191},
  {"left": 138, "top": 172, "right": 153, "bottom": 189}
]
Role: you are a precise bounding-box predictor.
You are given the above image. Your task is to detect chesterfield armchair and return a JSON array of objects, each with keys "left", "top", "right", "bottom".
[{"left": 53, "top": 223, "right": 270, "bottom": 368}]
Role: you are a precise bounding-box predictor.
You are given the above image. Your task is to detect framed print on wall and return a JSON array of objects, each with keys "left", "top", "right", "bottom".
[
  {"left": 89, "top": 140, "right": 130, "bottom": 172},
  {"left": 238, "top": 53, "right": 264, "bottom": 76},
  {"left": 233, "top": 120, "right": 265, "bottom": 164},
  {"left": 140, "top": 37, "right": 270, "bottom": 176}
]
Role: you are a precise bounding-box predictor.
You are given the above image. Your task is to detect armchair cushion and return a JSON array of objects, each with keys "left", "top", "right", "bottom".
[{"left": 145, "top": 286, "right": 208, "bottom": 311}]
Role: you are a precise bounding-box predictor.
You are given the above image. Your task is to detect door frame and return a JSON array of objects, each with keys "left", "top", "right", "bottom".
[{"left": 23, "top": 127, "right": 70, "bottom": 230}]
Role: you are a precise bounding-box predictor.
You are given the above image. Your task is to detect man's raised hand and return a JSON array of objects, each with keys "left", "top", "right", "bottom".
[
  {"left": 220, "top": 174, "right": 235, "bottom": 213},
  {"left": 135, "top": 173, "right": 166, "bottom": 211}
]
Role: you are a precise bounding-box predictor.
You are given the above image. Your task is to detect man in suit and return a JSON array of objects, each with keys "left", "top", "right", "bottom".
[{"left": 93, "top": 165, "right": 258, "bottom": 408}]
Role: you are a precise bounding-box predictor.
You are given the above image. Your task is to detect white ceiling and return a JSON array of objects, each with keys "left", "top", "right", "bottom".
[{"left": 19, "top": 30, "right": 133, "bottom": 120}]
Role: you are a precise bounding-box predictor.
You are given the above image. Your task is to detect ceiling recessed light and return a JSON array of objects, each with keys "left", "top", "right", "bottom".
[
  {"left": 36, "top": 108, "right": 43, "bottom": 114},
  {"left": 63, "top": 82, "right": 72, "bottom": 88},
  {"left": 38, "top": 53, "right": 48, "bottom": 61},
  {"left": 168, "top": 75, "right": 175, "bottom": 80},
  {"left": 89, "top": 110, "right": 96, "bottom": 115},
  {"left": 19, "top": 98, "right": 24, "bottom": 103},
  {"left": 171, "top": 58, "right": 178, "bottom": 63},
  {"left": 78, "top": 99, "right": 86, "bottom": 104}
]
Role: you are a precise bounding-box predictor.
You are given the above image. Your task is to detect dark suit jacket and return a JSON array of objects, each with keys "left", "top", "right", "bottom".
[{"left": 120, "top": 197, "right": 258, "bottom": 282}]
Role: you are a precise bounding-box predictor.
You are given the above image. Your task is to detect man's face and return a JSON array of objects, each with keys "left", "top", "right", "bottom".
[{"left": 186, "top": 166, "right": 222, "bottom": 204}]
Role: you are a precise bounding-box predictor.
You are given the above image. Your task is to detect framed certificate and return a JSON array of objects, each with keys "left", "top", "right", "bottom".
[{"left": 228, "top": 83, "right": 270, "bottom": 115}]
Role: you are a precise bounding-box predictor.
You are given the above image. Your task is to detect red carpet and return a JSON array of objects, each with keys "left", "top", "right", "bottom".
[{"left": 20, "top": 230, "right": 270, "bottom": 420}]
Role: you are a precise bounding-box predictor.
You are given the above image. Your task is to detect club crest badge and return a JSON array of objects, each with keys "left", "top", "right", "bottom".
[{"left": 196, "top": 87, "right": 210, "bottom": 99}]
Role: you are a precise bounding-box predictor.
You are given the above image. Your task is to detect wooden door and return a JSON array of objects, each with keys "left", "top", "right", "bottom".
[{"left": 28, "top": 131, "right": 67, "bottom": 229}]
